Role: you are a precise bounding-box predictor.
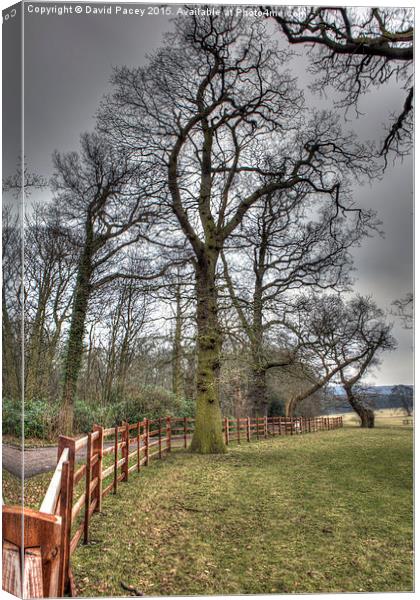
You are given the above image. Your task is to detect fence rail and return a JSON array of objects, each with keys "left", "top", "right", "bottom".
[{"left": 2, "top": 414, "right": 342, "bottom": 597}]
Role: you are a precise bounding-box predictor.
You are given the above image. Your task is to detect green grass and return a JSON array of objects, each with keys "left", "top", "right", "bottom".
[{"left": 69, "top": 427, "right": 413, "bottom": 596}]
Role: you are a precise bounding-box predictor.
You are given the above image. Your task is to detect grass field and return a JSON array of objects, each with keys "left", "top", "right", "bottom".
[{"left": 63, "top": 427, "right": 412, "bottom": 596}]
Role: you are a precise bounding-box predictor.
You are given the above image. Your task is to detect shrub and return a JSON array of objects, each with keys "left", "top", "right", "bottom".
[
  {"left": 73, "top": 387, "right": 196, "bottom": 431},
  {"left": 3, "top": 388, "right": 195, "bottom": 439},
  {"left": 3, "top": 398, "right": 59, "bottom": 439},
  {"left": 2, "top": 398, "right": 22, "bottom": 437}
]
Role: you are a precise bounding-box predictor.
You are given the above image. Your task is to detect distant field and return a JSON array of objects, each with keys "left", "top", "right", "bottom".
[{"left": 330, "top": 408, "right": 413, "bottom": 428}]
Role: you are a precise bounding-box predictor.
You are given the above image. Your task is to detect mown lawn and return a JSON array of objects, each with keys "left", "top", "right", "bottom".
[{"left": 68, "top": 427, "right": 413, "bottom": 596}]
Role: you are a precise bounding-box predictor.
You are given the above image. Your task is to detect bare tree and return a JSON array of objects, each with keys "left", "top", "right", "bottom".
[
  {"left": 221, "top": 188, "right": 376, "bottom": 416},
  {"left": 53, "top": 132, "right": 160, "bottom": 434},
  {"left": 99, "top": 11, "right": 376, "bottom": 453},
  {"left": 285, "top": 294, "right": 396, "bottom": 425},
  {"left": 391, "top": 292, "right": 413, "bottom": 330},
  {"left": 3, "top": 164, "right": 48, "bottom": 403},
  {"left": 95, "top": 279, "right": 150, "bottom": 405},
  {"left": 3, "top": 162, "right": 47, "bottom": 196},
  {"left": 2, "top": 206, "right": 22, "bottom": 401},
  {"left": 270, "top": 7, "right": 413, "bottom": 162},
  {"left": 24, "top": 204, "right": 76, "bottom": 400},
  {"left": 391, "top": 384, "right": 413, "bottom": 417}
]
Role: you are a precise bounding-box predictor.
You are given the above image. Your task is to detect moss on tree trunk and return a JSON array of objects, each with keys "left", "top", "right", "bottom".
[
  {"left": 190, "top": 253, "right": 226, "bottom": 454},
  {"left": 250, "top": 367, "right": 268, "bottom": 417},
  {"left": 60, "top": 241, "right": 94, "bottom": 435}
]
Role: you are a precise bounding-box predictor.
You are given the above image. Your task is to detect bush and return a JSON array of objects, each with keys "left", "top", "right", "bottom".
[
  {"left": 3, "top": 398, "right": 59, "bottom": 439},
  {"left": 2, "top": 398, "right": 22, "bottom": 437},
  {"left": 73, "top": 387, "right": 196, "bottom": 432},
  {"left": 3, "top": 387, "right": 196, "bottom": 439}
]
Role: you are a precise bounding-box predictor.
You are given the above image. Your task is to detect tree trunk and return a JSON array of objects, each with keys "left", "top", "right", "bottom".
[
  {"left": 190, "top": 253, "right": 225, "bottom": 454},
  {"left": 250, "top": 367, "right": 268, "bottom": 417},
  {"left": 249, "top": 262, "right": 267, "bottom": 416},
  {"left": 344, "top": 385, "right": 375, "bottom": 428},
  {"left": 172, "top": 284, "right": 183, "bottom": 398},
  {"left": 284, "top": 399, "right": 295, "bottom": 418},
  {"left": 60, "top": 242, "right": 94, "bottom": 435}
]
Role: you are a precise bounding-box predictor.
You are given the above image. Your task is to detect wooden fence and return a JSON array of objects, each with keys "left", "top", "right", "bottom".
[{"left": 2, "top": 414, "right": 342, "bottom": 598}]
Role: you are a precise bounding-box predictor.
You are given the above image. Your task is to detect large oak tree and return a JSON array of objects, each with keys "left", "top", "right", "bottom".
[{"left": 99, "top": 11, "right": 376, "bottom": 453}]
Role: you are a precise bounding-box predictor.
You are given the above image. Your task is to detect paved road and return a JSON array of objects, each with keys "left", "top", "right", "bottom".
[
  {"left": 2, "top": 437, "right": 185, "bottom": 479},
  {"left": 2, "top": 443, "right": 87, "bottom": 479}
]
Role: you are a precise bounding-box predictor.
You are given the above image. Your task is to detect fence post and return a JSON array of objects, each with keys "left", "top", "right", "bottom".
[
  {"left": 113, "top": 426, "right": 118, "bottom": 493},
  {"left": 120, "top": 424, "right": 125, "bottom": 480},
  {"left": 145, "top": 418, "right": 150, "bottom": 466},
  {"left": 183, "top": 416, "right": 188, "bottom": 448},
  {"left": 236, "top": 417, "right": 240, "bottom": 444},
  {"left": 224, "top": 417, "right": 229, "bottom": 445},
  {"left": 137, "top": 421, "right": 141, "bottom": 471},
  {"left": 247, "top": 417, "right": 251, "bottom": 442},
  {"left": 124, "top": 422, "right": 130, "bottom": 481},
  {"left": 83, "top": 433, "right": 93, "bottom": 544},
  {"left": 57, "top": 460, "right": 70, "bottom": 596},
  {"left": 158, "top": 417, "right": 162, "bottom": 459},
  {"left": 57, "top": 436, "right": 75, "bottom": 591},
  {"left": 92, "top": 425, "right": 103, "bottom": 513},
  {"left": 264, "top": 416, "right": 268, "bottom": 438},
  {"left": 3, "top": 506, "right": 63, "bottom": 598},
  {"left": 166, "top": 416, "right": 171, "bottom": 453}
]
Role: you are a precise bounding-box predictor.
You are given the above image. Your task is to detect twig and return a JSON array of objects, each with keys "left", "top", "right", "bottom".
[
  {"left": 120, "top": 582, "right": 144, "bottom": 596},
  {"left": 175, "top": 502, "right": 227, "bottom": 514}
]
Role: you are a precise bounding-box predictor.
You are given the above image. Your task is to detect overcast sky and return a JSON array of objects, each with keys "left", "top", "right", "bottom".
[{"left": 5, "top": 3, "right": 413, "bottom": 385}]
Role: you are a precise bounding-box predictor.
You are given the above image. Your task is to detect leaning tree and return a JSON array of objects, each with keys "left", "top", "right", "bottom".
[
  {"left": 283, "top": 294, "right": 396, "bottom": 425},
  {"left": 99, "top": 11, "right": 376, "bottom": 453}
]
